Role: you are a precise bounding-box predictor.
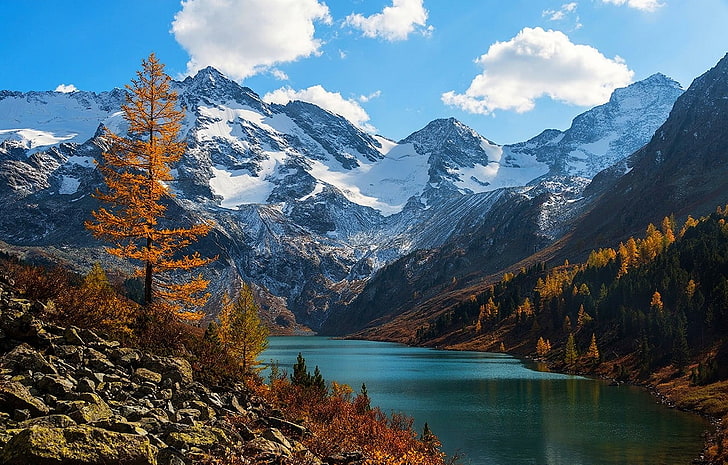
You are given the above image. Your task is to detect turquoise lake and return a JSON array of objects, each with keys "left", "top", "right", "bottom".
[{"left": 263, "top": 336, "right": 708, "bottom": 465}]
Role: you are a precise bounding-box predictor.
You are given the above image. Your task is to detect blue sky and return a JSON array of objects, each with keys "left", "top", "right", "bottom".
[{"left": 1, "top": 0, "right": 726, "bottom": 144}]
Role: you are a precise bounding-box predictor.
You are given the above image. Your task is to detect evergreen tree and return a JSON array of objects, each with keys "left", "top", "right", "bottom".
[
  {"left": 577, "top": 305, "right": 592, "bottom": 328},
  {"left": 291, "top": 353, "right": 327, "bottom": 392},
  {"left": 291, "top": 352, "right": 310, "bottom": 387},
  {"left": 564, "top": 333, "right": 578, "bottom": 366},
  {"left": 650, "top": 291, "right": 664, "bottom": 312},
  {"left": 86, "top": 53, "right": 214, "bottom": 321}
]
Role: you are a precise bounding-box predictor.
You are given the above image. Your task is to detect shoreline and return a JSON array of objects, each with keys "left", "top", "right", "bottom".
[{"left": 282, "top": 334, "right": 718, "bottom": 464}]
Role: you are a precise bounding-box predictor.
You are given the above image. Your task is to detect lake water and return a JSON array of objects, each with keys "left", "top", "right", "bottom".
[{"left": 263, "top": 336, "right": 708, "bottom": 465}]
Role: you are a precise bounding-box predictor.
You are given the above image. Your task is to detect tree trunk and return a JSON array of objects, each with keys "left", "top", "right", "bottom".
[{"left": 145, "top": 237, "right": 153, "bottom": 305}]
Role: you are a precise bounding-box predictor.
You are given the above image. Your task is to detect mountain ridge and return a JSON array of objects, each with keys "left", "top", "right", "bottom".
[{"left": 0, "top": 66, "right": 684, "bottom": 331}]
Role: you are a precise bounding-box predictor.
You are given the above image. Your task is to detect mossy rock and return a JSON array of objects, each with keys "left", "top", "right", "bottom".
[
  {"left": 164, "top": 424, "right": 228, "bottom": 450},
  {"left": 0, "top": 425, "right": 158, "bottom": 464},
  {"left": 67, "top": 394, "right": 113, "bottom": 424}
]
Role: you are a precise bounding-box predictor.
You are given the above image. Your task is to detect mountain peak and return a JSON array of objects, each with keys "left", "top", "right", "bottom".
[
  {"left": 609, "top": 73, "right": 682, "bottom": 105},
  {"left": 179, "top": 66, "right": 266, "bottom": 112},
  {"left": 400, "top": 117, "right": 495, "bottom": 147},
  {"left": 193, "top": 66, "right": 227, "bottom": 83}
]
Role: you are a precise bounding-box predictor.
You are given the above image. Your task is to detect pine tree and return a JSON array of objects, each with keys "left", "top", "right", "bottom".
[
  {"left": 563, "top": 315, "right": 572, "bottom": 333},
  {"left": 291, "top": 353, "right": 326, "bottom": 392},
  {"left": 291, "top": 352, "right": 310, "bottom": 387},
  {"left": 586, "top": 333, "right": 600, "bottom": 362},
  {"left": 564, "top": 332, "right": 578, "bottom": 365},
  {"left": 84, "top": 263, "right": 113, "bottom": 291},
  {"left": 216, "top": 283, "right": 269, "bottom": 374},
  {"left": 86, "top": 53, "right": 214, "bottom": 321}
]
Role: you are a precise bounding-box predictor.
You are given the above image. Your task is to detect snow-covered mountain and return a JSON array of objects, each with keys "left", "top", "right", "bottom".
[
  {"left": 0, "top": 67, "right": 683, "bottom": 330},
  {"left": 507, "top": 73, "right": 684, "bottom": 180}
]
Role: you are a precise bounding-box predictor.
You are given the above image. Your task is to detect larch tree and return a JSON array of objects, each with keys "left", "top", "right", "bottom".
[
  {"left": 564, "top": 332, "right": 578, "bottom": 366},
  {"left": 586, "top": 333, "right": 600, "bottom": 362},
  {"left": 86, "top": 53, "right": 214, "bottom": 321},
  {"left": 216, "top": 283, "right": 269, "bottom": 374}
]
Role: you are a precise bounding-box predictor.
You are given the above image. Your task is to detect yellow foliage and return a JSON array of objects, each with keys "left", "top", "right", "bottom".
[
  {"left": 535, "top": 267, "right": 579, "bottom": 300},
  {"left": 586, "top": 333, "right": 600, "bottom": 362},
  {"left": 86, "top": 53, "right": 215, "bottom": 320},
  {"left": 650, "top": 291, "right": 664, "bottom": 312},
  {"left": 586, "top": 248, "right": 616, "bottom": 268},
  {"left": 215, "top": 283, "right": 269, "bottom": 374}
]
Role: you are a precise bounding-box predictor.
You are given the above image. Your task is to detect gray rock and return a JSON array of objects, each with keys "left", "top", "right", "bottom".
[
  {"left": 84, "top": 347, "right": 116, "bottom": 372},
  {"left": 37, "top": 374, "right": 75, "bottom": 398},
  {"left": 110, "top": 347, "right": 142, "bottom": 366},
  {"left": 67, "top": 393, "right": 113, "bottom": 424},
  {"left": 1, "top": 343, "right": 58, "bottom": 375},
  {"left": 77, "top": 378, "right": 96, "bottom": 393},
  {"left": 13, "top": 408, "right": 31, "bottom": 421},
  {"left": 0, "top": 381, "right": 50, "bottom": 416},
  {"left": 269, "top": 416, "right": 308, "bottom": 438}
]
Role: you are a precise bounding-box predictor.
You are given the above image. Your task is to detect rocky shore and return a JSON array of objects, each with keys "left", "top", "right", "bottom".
[{"left": 0, "top": 275, "right": 362, "bottom": 465}]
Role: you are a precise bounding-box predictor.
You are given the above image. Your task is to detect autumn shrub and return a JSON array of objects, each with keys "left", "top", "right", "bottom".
[
  {"left": 131, "top": 302, "right": 201, "bottom": 354},
  {"left": 2, "top": 257, "right": 74, "bottom": 301},
  {"left": 261, "top": 377, "right": 449, "bottom": 465},
  {"left": 188, "top": 325, "right": 246, "bottom": 385},
  {"left": 48, "top": 264, "right": 137, "bottom": 341}
]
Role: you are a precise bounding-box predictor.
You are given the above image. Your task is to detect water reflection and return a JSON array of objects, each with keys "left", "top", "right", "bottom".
[{"left": 263, "top": 337, "right": 707, "bottom": 465}]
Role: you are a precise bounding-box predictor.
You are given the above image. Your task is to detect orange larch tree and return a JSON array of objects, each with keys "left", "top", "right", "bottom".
[{"left": 86, "top": 53, "right": 214, "bottom": 321}]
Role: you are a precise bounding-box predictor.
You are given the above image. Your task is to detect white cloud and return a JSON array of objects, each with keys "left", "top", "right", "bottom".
[
  {"left": 442, "top": 27, "right": 634, "bottom": 115},
  {"left": 358, "top": 90, "right": 382, "bottom": 103},
  {"left": 263, "top": 85, "right": 376, "bottom": 132},
  {"left": 270, "top": 69, "right": 289, "bottom": 81},
  {"left": 601, "top": 0, "right": 664, "bottom": 11},
  {"left": 345, "top": 0, "right": 431, "bottom": 41},
  {"left": 54, "top": 84, "right": 78, "bottom": 93},
  {"left": 543, "top": 2, "right": 578, "bottom": 21},
  {"left": 172, "top": 0, "right": 332, "bottom": 81}
]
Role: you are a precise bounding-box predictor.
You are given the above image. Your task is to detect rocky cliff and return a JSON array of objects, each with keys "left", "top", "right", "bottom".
[{"left": 0, "top": 274, "right": 362, "bottom": 465}]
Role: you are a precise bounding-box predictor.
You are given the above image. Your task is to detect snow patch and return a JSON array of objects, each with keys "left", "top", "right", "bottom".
[
  {"left": 209, "top": 150, "right": 287, "bottom": 208},
  {"left": 0, "top": 129, "right": 76, "bottom": 151},
  {"left": 0, "top": 92, "right": 119, "bottom": 150},
  {"left": 59, "top": 175, "right": 80, "bottom": 194},
  {"left": 298, "top": 182, "right": 325, "bottom": 201},
  {"left": 67, "top": 155, "right": 95, "bottom": 167}
]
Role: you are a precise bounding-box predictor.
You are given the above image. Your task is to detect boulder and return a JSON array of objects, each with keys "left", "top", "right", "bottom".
[
  {"left": 18, "top": 414, "right": 77, "bottom": 428},
  {"left": 0, "top": 425, "right": 158, "bottom": 465},
  {"left": 37, "top": 374, "right": 75, "bottom": 398},
  {"left": 164, "top": 424, "right": 228, "bottom": 451},
  {"left": 142, "top": 356, "right": 193, "bottom": 385},
  {"left": 64, "top": 327, "right": 86, "bottom": 345},
  {"left": 67, "top": 393, "right": 113, "bottom": 424},
  {"left": 1, "top": 307, "right": 44, "bottom": 341},
  {"left": 1, "top": 343, "right": 58, "bottom": 375},
  {"left": 135, "top": 368, "right": 163, "bottom": 384},
  {"left": 110, "top": 347, "right": 142, "bottom": 366},
  {"left": 0, "top": 381, "right": 50, "bottom": 416}
]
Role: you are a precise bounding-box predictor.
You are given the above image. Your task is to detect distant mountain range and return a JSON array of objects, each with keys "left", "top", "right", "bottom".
[
  {"left": 0, "top": 61, "right": 688, "bottom": 332},
  {"left": 329, "top": 53, "right": 728, "bottom": 340}
]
